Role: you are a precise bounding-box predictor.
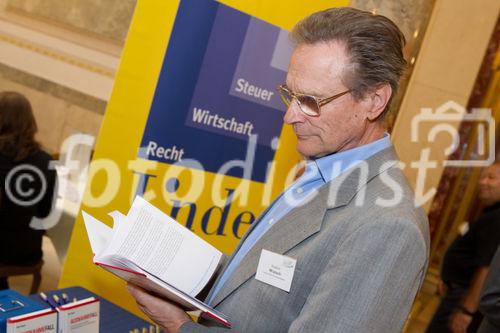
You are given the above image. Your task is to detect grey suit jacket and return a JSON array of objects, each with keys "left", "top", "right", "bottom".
[
  {"left": 180, "top": 147, "right": 430, "bottom": 333},
  {"left": 478, "top": 245, "right": 500, "bottom": 333}
]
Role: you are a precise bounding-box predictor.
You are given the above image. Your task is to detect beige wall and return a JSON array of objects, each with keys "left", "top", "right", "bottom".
[
  {"left": 0, "top": 1, "right": 132, "bottom": 154},
  {"left": 0, "top": 76, "right": 103, "bottom": 154},
  {"left": 5, "top": 0, "right": 135, "bottom": 43},
  {"left": 391, "top": 0, "right": 500, "bottom": 211}
]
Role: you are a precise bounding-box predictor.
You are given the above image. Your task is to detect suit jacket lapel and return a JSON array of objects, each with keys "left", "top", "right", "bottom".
[
  {"left": 211, "top": 185, "right": 329, "bottom": 307},
  {"left": 324, "top": 146, "right": 398, "bottom": 209},
  {"left": 202, "top": 194, "right": 284, "bottom": 303},
  {"left": 211, "top": 146, "right": 399, "bottom": 307}
]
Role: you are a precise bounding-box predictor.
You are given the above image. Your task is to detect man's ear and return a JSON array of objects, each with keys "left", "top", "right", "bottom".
[{"left": 367, "top": 83, "right": 392, "bottom": 121}]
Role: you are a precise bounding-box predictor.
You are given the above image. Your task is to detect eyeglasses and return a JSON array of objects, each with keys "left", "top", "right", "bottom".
[{"left": 277, "top": 84, "right": 351, "bottom": 117}]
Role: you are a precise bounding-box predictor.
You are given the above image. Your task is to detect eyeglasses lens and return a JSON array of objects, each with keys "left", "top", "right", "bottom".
[
  {"left": 278, "top": 86, "right": 320, "bottom": 116},
  {"left": 297, "top": 95, "right": 320, "bottom": 116}
]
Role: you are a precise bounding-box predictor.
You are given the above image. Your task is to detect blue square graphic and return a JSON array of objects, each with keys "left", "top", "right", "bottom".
[{"left": 140, "top": 0, "right": 292, "bottom": 182}]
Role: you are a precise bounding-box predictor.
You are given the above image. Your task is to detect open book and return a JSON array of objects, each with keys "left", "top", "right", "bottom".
[{"left": 82, "top": 196, "right": 231, "bottom": 327}]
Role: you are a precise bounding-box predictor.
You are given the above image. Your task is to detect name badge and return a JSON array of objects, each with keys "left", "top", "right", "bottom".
[{"left": 255, "top": 249, "right": 296, "bottom": 292}]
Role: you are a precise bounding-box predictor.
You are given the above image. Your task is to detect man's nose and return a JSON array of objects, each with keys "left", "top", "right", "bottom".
[{"left": 283, "top": 100, "right": 304, "bottom": 124}]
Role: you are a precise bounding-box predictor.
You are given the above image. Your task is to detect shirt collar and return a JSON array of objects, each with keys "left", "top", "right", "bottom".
[{"left": 313, "top": 133, "right": 392, "bottom": 183}]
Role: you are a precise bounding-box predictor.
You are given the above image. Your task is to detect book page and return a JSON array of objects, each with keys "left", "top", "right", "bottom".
[
  {"left": 102, "top": 196, "right": 222, "bottom": 296},
  {"left": 82, "top": 211, "right": 112, "bottom": 255}
]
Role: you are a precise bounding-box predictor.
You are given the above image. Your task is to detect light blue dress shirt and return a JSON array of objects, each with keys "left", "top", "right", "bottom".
[{"left": 207, "top": 134, "right": 392, "bottom": 304}]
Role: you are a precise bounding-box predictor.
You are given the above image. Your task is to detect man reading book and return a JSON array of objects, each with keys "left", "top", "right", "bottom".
[{"left": 127, "top": 7, "right": 430, "bottom": 332}]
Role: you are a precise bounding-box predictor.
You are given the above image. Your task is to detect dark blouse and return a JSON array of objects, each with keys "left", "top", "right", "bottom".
[
  {"left": 441, "top": 202, "right": 500, "bottom": 286},
  {"left": 0, "top": 150, "right": 56, "bottom": 264}
]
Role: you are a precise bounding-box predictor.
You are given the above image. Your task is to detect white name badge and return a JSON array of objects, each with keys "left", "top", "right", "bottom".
[{"left": 255, "top": 249, "right": 297, "bottom": 292}]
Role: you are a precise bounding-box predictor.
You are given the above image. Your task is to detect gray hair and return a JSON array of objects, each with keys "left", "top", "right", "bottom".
[{"left": 291, "top": 7, "right": 407, "bottom": 118}]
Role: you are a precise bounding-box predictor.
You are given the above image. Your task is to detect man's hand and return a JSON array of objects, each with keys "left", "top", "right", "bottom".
[
  {"left": 448, "top": 266, "right": 489, "bottom": 333},
  {"left": 449, "top": 311, "right": 473, "bottom": 333},
  {"left": 126, "top": 283, "right": 191, "bottom": 333}
]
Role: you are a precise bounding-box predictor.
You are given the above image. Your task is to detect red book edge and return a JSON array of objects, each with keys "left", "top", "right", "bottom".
[
  {"left": 92, "top": 253, "right": 146, "bottom": 277},
  {"left": 93, "top": 255, "right": 231, "bottom": 327},
  {"left": 203, "top": 311, "right": 232, "bottom": 328},
  {"left": 7, "top": 309, "right": 57, "bottom": 324}
]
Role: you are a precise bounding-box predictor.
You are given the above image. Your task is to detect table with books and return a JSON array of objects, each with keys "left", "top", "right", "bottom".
[{"left": 28, "top": 286, "right": 161, "bottom": 333}]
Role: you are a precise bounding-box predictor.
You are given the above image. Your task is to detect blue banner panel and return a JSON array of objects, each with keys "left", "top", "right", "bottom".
[{"left": 140, "top": 0, "right": 292, "bottom": 182}]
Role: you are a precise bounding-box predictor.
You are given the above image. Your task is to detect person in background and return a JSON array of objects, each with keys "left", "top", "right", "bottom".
[
  {"left": 0, "top": 91, "right": 57, "bottom": 290},
  {"left": 426, "top": 162, "right": 500, "bottom": 333},
  {"left": 477, "top": 245, "right": 500, "bottom": 333}
]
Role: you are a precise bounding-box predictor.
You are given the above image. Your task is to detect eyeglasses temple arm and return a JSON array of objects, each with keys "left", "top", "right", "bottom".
[{"left": 318, "top": 90, "right": 351, "bottom": 106}]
